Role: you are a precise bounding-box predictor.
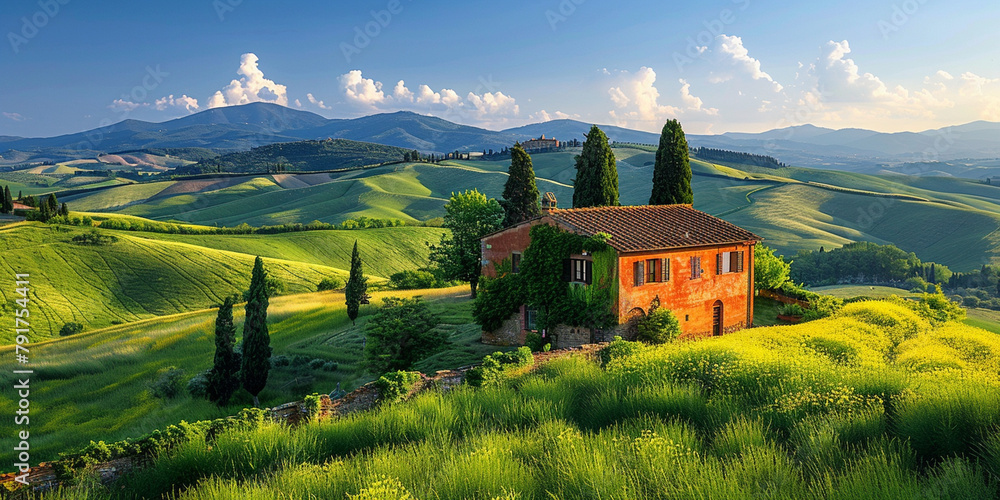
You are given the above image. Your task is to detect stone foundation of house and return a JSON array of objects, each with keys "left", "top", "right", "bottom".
[{"left": 480, "top": 314, "right": 526, "bottom": 346}]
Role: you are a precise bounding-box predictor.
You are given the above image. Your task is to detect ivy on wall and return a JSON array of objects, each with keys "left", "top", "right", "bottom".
[{"left": 474, "top": 224, "right": 619, "bottom": 333}]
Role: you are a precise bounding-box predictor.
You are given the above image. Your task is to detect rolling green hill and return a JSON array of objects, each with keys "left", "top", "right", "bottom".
[
  {"left": 178, "top": 138, "right": 412, "bottom": 174},
  {"left": 0, "top": 223, "right": 446, "bottom": 337},
  {"left": 0, "top": 287, "right": 489, "bottom": 464},
  {"left": 58, "top": 148, "right": 1000, "bottom": 271}
]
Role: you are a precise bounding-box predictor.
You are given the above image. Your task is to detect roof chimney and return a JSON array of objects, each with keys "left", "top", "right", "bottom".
[{"left": 541, "top": 192, "right": 557, "bottom": 213}]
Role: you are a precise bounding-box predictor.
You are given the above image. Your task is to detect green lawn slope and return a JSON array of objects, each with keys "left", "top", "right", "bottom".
[
  {"left": 0, "top": 287, "right": 498, "bottom": 464},
  {"left": 0, "top": 223, "right": 445, "bottom": 337}
]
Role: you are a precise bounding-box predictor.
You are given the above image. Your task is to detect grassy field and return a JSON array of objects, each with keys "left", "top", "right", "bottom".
[
  {"left": 39, "top": 300, "right": 1000, "bottom": 499},
  {"left": 964, "top": 308, "right": 1000, "bottom": 333},
  {"left": 0, "top": 170, "right": 132, "bottom": 196},
  {"left": 812, "top": 285, "right": 923, "bottom": 299},
  {"left": 0, "top": 223, "right": 445, "bottom": 337},
  {"left": 0, "top": 286, "right": 506, "bottom": 464}
]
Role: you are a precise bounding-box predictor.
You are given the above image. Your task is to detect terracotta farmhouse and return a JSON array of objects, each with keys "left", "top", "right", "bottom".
[{"left": 480, "top": 195, "right": 762, "bottom": 349}]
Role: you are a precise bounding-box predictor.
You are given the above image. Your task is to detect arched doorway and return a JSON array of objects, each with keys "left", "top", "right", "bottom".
[{"left": 712, "top": 301, "right": 724, "bottom": 336}]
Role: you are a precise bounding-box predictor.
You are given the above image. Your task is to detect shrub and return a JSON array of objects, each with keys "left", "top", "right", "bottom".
[
  {"left": 303, "top": 393, "right": 323, "bottom": 420},
  {"left": 637, "top": 308, "right": 681, "bottom": 344},
  {"left": 599, "top": 336, "right": 644, "bottom": 367},
  {"left": 465, "top": 347, "right": 533, "bottom": 387},
  {"left": 322, "top": 361, "right": 338, "bottom": 372},
  {"left": 374, "top": 370, "right": 422, "bottom": 404},
  {"left": 963, "top": 296, "right": 981, "bottom": 308},
  {"left": 59, "top": 322, "right": 84, "bottom": 337},
  {"left": 291, "top": 355, "right": 311, "bottom": 367},
  {"left": 317, "top": 277, "right": 344, "bottom": 291},
  {"left": 271, "top": 355, "right": 290, "bottom": 367},
  {"left": 388, "top": 270, "right": 438, "bottom": 290},
  {"left": 150, "top": 367, "right": 185, "bottom": 399},
  {"left": 802, "top": 295, "right": 844, "bottom": 322},
  {"left": 186, "top": 370, "right": 210, "bottom": 398},
  {"left": 904, "top": 276, "right": 929, "bottom": 293},
  {"left": 309, "top": 358, "right": 326, "bottom": 370},
  {"left": 71, "top": 229, "right": 118, "bottom": 246},
  {"left": 779, "top": 282, "right": 820, "bottom": 301},
  {"left": 525, "top": 331, "right": 551, "bottom": 352},
  {"left": 778, "top": 303, "right": 806, "bottom": 316}
]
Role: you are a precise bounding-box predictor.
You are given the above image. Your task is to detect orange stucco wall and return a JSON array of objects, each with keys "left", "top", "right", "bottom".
[
  {"left": 481, "top": 219, "right": 756, "bottom": 342},
  {"left": 618, "top": 243, "right": 755, "bottom": 339},
  {"left": 481, "top": 216, "right": 565, "bottom": 278}
]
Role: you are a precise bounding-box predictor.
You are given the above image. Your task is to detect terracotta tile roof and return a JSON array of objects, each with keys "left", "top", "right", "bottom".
[
  {"left": 547, "top": 205, "right": 761, "bottom": 253},
  {"left": 11, "top": 202, "right": 31, "bottom": 211}
]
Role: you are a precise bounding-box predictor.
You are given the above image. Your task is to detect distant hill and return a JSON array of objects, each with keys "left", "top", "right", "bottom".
[
  {"left": 294, "top": 111, "right": 521, "bottom": 152},
  {"left": 178, "top": 138, "right": 411, "bottom": 174},
  {"left": 502, "top": 119, "right": 660, "bottom": 144},
  {"left": 4, "top": 102, "right": 1000, "bottom": 172}
]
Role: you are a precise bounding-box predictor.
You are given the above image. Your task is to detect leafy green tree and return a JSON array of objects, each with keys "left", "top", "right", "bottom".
[
  {"left": 649, "top": 119, "right": 693, "bottom": 205},
  {"left": 363, "top": 296, "right": 444, "bottom": 374},
  {"left": 572, "top": 125, "right": 619, "bottom": 208},
  {"left": 755, "top": 244, "right": 791, "bottom": 291},
  {"left": 241, "top": 256, "right": 271, "bottom": 407},
  {"left": 429, "top": 190, "right": 504, "bottom": 298},
  {"left": 207, "top": 296, "right": 241, "bottom": 406},
  {"left": 345, "top": 240, "right": 369, "bottom": 325},
  {"left": 500, "top": 143, "right": 540, "bottom": 226}
]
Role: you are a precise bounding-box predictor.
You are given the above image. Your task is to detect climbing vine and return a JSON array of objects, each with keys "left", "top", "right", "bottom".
[{"left": 474, "top": 224, "right": 619, "bottom": 333}]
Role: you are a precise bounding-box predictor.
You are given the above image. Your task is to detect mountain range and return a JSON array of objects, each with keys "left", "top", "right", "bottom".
[{"left": 2, "top": 102, "right": 999, "bottom": 171}]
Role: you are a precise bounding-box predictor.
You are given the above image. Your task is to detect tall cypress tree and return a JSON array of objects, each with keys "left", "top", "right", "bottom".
[
  {"left": 345, "top": 240, "right": 368, "bottom": 325},
  {"left": 649, "top": 119, "right": 693, "bottom": 205},
  {"left": 572, "top": 125, "right": 619, "bottom": 208},
  {"left": 500, "top": 143, "right": 540, "bottom": 226},
  {"left": 241, "top": 256, "right": 271, "bottom": 407},
  {"left": 207, "top": 296, "right": 240, "bottom": 406},
  {"left": 47, "top": 193, "right": 58, "bottom": 212},
  {"left": 1, "top": 186, "right": 11, "bottom": 214}
]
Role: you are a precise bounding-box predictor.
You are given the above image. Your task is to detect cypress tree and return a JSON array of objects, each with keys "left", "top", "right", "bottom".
[
  {"left": 241, "top": 256, "right": 271, "bottom": 407},
  {"left": 2, "top": 185, "right": 11, "bottom": 214},
  {"left": 47, "top": 193, "right": 58, "bottom": 212},
  {"left": 60, "top": 202, "right": 69, "bottom": 217},
  {"left": 572, "top": 125, "right": 619, "bottom": 208},
  {"left": 650, "top": 119, "right": 693, "bottom": 205},
  {"left": 207, "top": 296, "right": 240, "bottom": 406},
  {"left": 345, "top": 240, "right": 368, "bottom": 325},
  {"left": 500, "top": 143, "right": 541, "bottom": 226}
]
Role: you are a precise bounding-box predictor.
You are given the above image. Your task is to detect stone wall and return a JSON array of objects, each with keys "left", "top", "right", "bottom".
[{"left": 480, "top": 313, "right": 526, "bottom": 346}]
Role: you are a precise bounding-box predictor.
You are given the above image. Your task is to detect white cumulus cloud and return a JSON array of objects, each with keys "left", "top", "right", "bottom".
[
  {"left": 337, "top": 70, "right": 522, "bottom": 127},
  {"left": 707, "top": 35, "right": 782, "bottom": 92},
  {"left": 108, "top": 99, "right": 146, "bottom": 112},
  {"left": 306, "top": 93, "right": 331, "bottom": 110},
  {"left": 154, "top": 94, "right": 199, "bottom": 113},
  {"left": 207, "top": 53, "right": 289, "bottom": 108}
]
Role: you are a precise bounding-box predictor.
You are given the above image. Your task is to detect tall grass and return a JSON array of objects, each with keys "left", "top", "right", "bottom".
[{"left": 35, "top": 301, "right": 1000, "bottom": 499}]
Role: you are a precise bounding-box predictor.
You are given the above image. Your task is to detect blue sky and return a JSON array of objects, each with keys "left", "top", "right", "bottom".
[{"left": 1, "top": 0, "right": 998, "bottom": 137}]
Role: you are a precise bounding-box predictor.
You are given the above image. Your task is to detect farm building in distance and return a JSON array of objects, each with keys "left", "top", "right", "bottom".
[
  {"left": 521, "top": 134, "right": 560, "bottom": 153},
  {"left": 480, "top": 196, "right": 761, "bottom": 348}
]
